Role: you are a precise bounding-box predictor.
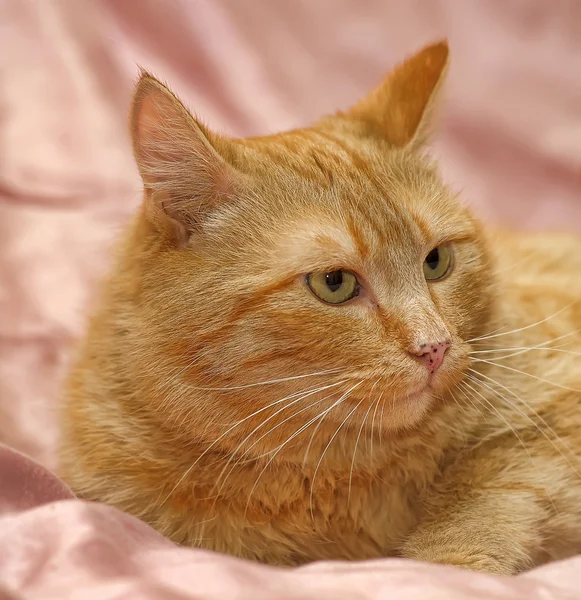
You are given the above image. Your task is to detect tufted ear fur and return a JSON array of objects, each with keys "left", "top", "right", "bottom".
[
  {"left": 344, "top": 40, "right": 449, "bottom": 150},
  {"left": 130, "top": 73, "right": 240, "bottom": 245}
]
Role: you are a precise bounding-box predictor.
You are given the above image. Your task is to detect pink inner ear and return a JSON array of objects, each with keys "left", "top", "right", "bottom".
[
  {"left": 131, "top": 79, "right": 243, "bottom": 243},
  {"left": 135, "top": 93, "right": 163, "bottom": 148},
  {"left": 133, "top": 86, "right": 188, "bottom": 171}
]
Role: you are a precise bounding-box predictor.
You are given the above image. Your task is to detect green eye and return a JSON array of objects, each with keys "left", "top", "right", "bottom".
[
  {"left": 306, "top": 270, "right": 359, "bottom": 304},
  {"left": 423, "top": 245, "right": 453, "bottom": 281}
]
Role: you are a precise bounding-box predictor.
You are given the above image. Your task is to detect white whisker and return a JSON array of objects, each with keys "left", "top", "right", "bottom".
[
  {"left": 309, "top": 382, "right": 364, "bottom": 517},
  {"left": 182, "top": 367, "right": 350, "bottom": 392},
  {"left": 474, "top": 359, "right": 581, "bottom": 395},
  {"left": 467, "top": 300, "right": 578, "bottom": 343},
  {"left": 348, "top": 383, "right": 379, "bottom": 506},
  {"left": 467, "top": 367, "right": 581, "bottom": 477},
  {"left": 243, "top": 384, "right": 359, "bottom": 513},
  {"left": 452, "top": 386, "right": 486, "bottom": 423},
  {"left": 369, "top": 391, "right": 384, "bottom": 461},
  {"left": 469, "top": 330, "right": 579, "bottom": 361},
  {"left": 212, "top": 381, "right": 346, "bottom": 496},
  {"left": 460, "top": 378, "right": 558, "bottom": 512},
  {"left": 159, "top": 379, "right": 348, "bottom": 506}
]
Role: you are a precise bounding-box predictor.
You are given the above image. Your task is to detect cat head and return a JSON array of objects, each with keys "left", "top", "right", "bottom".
[{"left": 126, "top": 41, "right": 493, "bottom": 464}]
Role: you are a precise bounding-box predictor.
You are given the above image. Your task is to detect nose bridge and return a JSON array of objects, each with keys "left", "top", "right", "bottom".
[
  {"left": 372, "top": 264, "right": 450, "bottom": 350},
  {"left": 399, "top": 296, "right": 451, "bottom": 351}
]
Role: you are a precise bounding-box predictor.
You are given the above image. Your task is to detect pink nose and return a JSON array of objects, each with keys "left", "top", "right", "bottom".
[{"left": 410, "top": 340, "right": 450, "bottom": 374}]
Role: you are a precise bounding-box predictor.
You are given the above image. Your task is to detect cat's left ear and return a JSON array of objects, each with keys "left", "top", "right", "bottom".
[
  {"left": 344, "top": 40, "right": 449, "bottom": 150},
  {"left": 130, "top": 72, "right": 242, "bottom": 245}
]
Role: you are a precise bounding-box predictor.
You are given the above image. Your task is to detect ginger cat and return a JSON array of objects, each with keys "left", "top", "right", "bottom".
[{"left": 60, "top": 41, "right": 581, "bottom": 574}]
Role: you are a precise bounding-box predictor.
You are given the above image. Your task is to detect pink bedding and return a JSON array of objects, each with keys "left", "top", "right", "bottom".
[
  {"left": 1, "top": 444, "right": 580, "bottom": 600},
  {"left": 2, "top": 0, "right": 581, "bottom": 598}
]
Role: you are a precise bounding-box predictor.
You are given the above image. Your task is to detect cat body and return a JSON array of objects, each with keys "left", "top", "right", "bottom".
[{"left": 60, "top": 42, "right": 581, "bottom": 573}]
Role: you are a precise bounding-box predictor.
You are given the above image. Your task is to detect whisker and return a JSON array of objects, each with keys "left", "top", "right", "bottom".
[
  {"left": 469, "top": 329, "right": 577, "bottom": 349},
  {"left": 469, "top": 330, "right": 579, "bottom": 361},
  {"left": 467, "top": 300, "right": 578, "bottom": 343},
  {"left": 462, "top": 377, "right": 555, "bottom": 474},
  {"left": 154, "top": 352, "right": 214, "bottom": 417},
  {"left": 459, "top": 378, "right": 558, "bottom": 512},
  {"left": 469, "top": 324, "right": 510, "bottom": 339},
  {"left": 212, "top": 382, "right": 347, "bottom": 497},
  {"left": 158, "top": 379, "right": 349, "bottom": 506},
  {"left": 160, "top": 349, "right": 212, "bottom": 391},
  {"left": 302, "top": 393, "right": 345, "bottom": 467},
  {"left": 348, "top": 383, "right": 379, "bottom": 506},
  {"left": 243, "top": 384, "right": 360, "bottom": 513},
  {"left": 473, "top": 359, "right": 581, "bottom": 395},
  {"left": 452, "top": 386, "right": 487, "bottom": 423},
  {"left": 182, "top": 367, "right": 361, "bottom": 392},
  {"left": 493, "top": 252, "right": 539, "bottom": 275},
  {"left": 309, "top": 382, "right": 364, "bottom": 517},
  {"left": 369, "top": 391, "right": 385, "bottom": 461},
  {"left": 467, "top": 367, "right": 581, "bottom": 476},
  {"left": 460, "top": 380, "right": 520, "bottom": 439},
  {"left": 379, "top": 393, "right": 389, "bottom": 448},
  {"left": 468, "top": 336, "right": 575, "bottom": 348},
  {"left": 246, "top": 391, "right": 345, "bottom": 465},
  {"left": 472, "top": 346, "right": 581, "bottom": 362},
  {"left": 303, "top": 382, "right": 363, "bottom": 467}
]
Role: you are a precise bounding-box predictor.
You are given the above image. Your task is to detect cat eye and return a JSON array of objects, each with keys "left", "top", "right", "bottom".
[
  {"left": 306, "top": 270, "right": 360, "bottom": 304},
  {"left": 423, "top": 245, "right": 453, "bottom": 281}
]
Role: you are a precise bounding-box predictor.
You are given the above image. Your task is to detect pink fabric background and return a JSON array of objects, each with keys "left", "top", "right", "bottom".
[
  {"left": 1, "top": 446, "right": 581, "bottom": 600},
  {"left": 1, "top": 1, "right": 581, "bottom": 597}
]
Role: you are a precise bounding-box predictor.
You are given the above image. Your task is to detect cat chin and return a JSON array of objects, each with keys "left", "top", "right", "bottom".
[
  {"left": 382, "top": 370, "right": 463, "bottom": 432},
  {"left": 429, "top": 347, "right": 470, "bottom": 393},
  {"left": 373, "top": 386, "right": 435, "bottom": 433}
]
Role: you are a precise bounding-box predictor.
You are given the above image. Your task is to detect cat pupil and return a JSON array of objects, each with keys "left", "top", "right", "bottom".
[
  {"left": 326, "top": 270, "right": 343, "bottom": 292},
  {"left": 425, "top": 248, "right": 440, "bottom": 270}
]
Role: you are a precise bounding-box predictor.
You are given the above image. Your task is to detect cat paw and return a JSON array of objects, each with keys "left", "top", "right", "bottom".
[{"left": 401, "top": 543, "right": 519, "bottom": 575}]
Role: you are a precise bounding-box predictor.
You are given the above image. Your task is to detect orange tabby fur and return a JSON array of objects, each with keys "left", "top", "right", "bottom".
[{"left": 60, "top": 41, "right": 581, "bottom": 574}]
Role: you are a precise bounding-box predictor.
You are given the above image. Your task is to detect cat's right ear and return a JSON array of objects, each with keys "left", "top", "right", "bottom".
[
  {"left": 130, "top": 72, "right": 239, "bottom": 245},
  {"left": 343, "top": 40, "right": 449, "bottom": 150}
]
